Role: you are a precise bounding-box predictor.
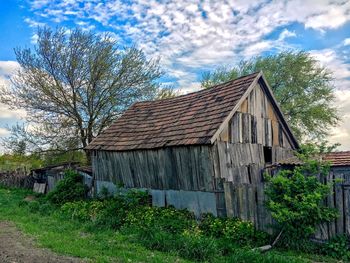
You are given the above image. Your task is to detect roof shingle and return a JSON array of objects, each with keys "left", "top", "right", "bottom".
[
  {"left": 86, "top": 72, "right": 259, "bottom": 151},
  {"left": 324, "top": 151, "right": 350, "bottom": 167}
]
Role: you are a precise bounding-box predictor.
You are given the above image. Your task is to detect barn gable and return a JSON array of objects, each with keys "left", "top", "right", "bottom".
[
  {"left": 86, "top": 71, "right": 297, "bottom": 151},
  {"left": 216, "top": 76, "right": 298, "bottom": 149}
]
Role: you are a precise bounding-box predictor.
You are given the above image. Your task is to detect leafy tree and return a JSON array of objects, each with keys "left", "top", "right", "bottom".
[
  {"left": 264, "top": 143, "right": 339, "bottom": 249},
  {"left": 156, "top": 87, "right": 179, "bottom": 99},
  {"left": 0, "top": 27, "right": 163, "bottom": 157},
  {"left": 10, "top": 139, "right": 26, "bottom": 156},
  {"left": 201, "top": 51, "right": 339, "bottom": 140}
]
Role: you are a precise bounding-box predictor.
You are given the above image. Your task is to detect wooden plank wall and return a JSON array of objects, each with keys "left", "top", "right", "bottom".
[
  {"left": 220, "top": 83, "right": 294, "bottom": 150},
  {"left": 313, "top": 167, "right": 350, "bottom": 240},
  {"left": 214, "top": 83, "right": 296, "bottom": 233},
  {"left": 92, "top": 145, "right": 216, "bottom": 192},
  {"left": 215, "top": 141, "right": 350, "bottom": 239},
  {"left": 215, "top": 141, "right": 293, "bottom": 233}
]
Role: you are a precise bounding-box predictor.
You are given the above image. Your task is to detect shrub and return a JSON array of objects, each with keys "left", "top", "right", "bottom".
[
  {"left": 61, "top": 200, "right": 106, "bottom": 221},
  {"left": 47, "top": 170, "right": 89, "bottom": 205},
  {"left": 264, "top": 144, "right": 339, "bottom": 248},
  {"left": 200, "top": 213, "right": 269, "bottom": 247},
  {"left": 125, "top": 206, "right": 195, "bottom": 234},
  {"left": 27, "top": 200, "right": 41, "bottom": 212},
  {"left": 320, "top": 235, "right": 350, "bottom": 260}
]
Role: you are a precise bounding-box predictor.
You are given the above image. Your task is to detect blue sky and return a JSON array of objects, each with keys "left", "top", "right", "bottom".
[{"left": 0, "top": 0, "right": 349, "bottom": 150}]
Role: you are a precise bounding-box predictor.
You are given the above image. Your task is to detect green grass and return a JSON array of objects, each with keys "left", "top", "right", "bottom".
[{"left": 0, "top": 187, "right": 341, "bottom": 263}]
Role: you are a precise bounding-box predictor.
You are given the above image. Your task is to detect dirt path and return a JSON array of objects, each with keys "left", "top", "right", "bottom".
[{"left": 0, "top": 221, "right": 85, "bottom": 263}]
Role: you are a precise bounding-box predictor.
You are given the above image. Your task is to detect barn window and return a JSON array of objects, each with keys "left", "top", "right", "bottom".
[{"left": 264, "top": 146, "right": 272, "bottom": 164}]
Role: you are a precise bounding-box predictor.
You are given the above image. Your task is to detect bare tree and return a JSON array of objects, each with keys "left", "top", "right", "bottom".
[{"left": 0, "top": 27, "right": 162, "bottom": 157}]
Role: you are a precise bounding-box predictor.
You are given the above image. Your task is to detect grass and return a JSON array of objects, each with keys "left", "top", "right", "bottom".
[{"left": 0, "top": 186, "right": 342, "bottom": 263}]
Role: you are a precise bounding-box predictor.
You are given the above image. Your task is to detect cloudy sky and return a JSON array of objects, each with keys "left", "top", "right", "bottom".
[{"left": 0, "top": 0, "right": 349, "bottom": 150}]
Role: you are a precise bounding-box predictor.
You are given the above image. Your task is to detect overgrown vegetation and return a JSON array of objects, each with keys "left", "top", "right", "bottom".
[
  {"left": 0, "top": 188, "right": 322, "bottom": 263},
  {"left": 264, "top": 144, "right": 349, "bottom": 260},
  {"left": 0, "top": 168, "right": 348, "bottom": 262},
  {"left": 46, "top": 170, "right": 89, "bottom": 205},
  {"left": 52, "top": 172, "right": 269, "bottom": 261}
]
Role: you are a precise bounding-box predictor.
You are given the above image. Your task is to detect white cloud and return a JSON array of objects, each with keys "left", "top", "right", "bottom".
[
  {"left": 24, "top": 18, "right": 45, "bottom": 28},
  {"left": 310, "top": 49, "right": 350, "bottom": 89},
  {"left": 309, "top": 48, "right": 350, "bottom": 150},
  {"left": 31, "top": 34, "right": 39, "bottom": 44},
  {"left": 329, "top": 89, "right": 350, "bottom": 150},
  {"left": 176, "top": 82, "right": 201, "bottom": 94},
  {"left": 22, "top": 1, "right": 350, "bottom": 150},
  {"left": 0, "top": 61, "right": 20, "bottom": 88},
  {"left": 278, "top": 29, "right": 296, "bottom": 41},
  {"left": 0, "top": 128, "right": 10, "bottom": 137},
  {"left": 26, "top": 0, "right": 350, "bottom": 89},
  {"left": 0, "top": 61, "right": 27, "bottom": 121},
  {"left": 344, "top": 38, "right": 350, "bottom": 46},
  {"left": 0, "top": 61, "right": 19, "bottom": 76}
]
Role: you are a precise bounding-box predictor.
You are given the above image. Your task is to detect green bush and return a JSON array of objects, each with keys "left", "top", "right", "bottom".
[
  {"left": 265, "top": 144, "right": 339, "bottom": 248},
  {"left": 200, "top": 213, "right": 269, "bottom": 247},
  {"left": 27, "top": 200, "right": 41, "bottom": 212},
  {"left": 319, "top": 235, "right": 350, "bottom": 260},
  {"left": 125, "top": 205, "right": 195, "bottom": 234},
  {"left": 126, "top": 225, "right": 219, "bottom": 262},
  {"left": 47, "top": 169, "right": 89, "bottom": 205},
  {"left": 61, "top": 200, "right": 106, "bottom": 221}
]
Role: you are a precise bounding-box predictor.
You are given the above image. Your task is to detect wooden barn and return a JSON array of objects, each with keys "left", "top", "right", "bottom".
[{"left": 86, "top": 71, "right": 299, "bottom": 224}]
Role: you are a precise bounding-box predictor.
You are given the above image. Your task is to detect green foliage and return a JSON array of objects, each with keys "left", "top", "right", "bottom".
[
  {"left": 42, "top": 150, "right": 87, "bottom": 166},
  {"left": 0, "top": 153, "right": 43, "bottom": 172},
  {"left": 320, "top": 235, "right": 350, "bottom": 260},
  {"left": 47, "top": 170, "right": 89, "bottom": 205},
  {"left": 55, "top": 189, "right": 269, "bottom": 261},
  {"left": 199, "top": 213, "right": 269, "bottom": 247},
  {"left": 201, "top": 51, "right": 339, "bottom": 140},
  {"left": 61, "top": 190, "right": 150, "bottom": 230},
  {"left": 130, "top": 225, "right": 219, "bottom": 262},
  {"left": 0, "top": 186, "right": 346, "bottom": 263},
  {"left": 125, "top": 206, "right": 195, "bottom": 234},
  {"left": 265, "top": 144, "right": 339, "bottom": 248}
]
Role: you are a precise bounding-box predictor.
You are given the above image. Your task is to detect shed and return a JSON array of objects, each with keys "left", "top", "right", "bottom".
[
  {"left": 86, "top": 72, "right": 299, "bottom": 221},
  {"left": 31, "top": 162, "right": 92, "bottom": 194}
]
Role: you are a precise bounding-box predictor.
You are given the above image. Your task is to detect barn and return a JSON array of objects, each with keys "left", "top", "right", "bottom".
[{"left": 86, "top": 71, "right": 299, "bottom": 224}]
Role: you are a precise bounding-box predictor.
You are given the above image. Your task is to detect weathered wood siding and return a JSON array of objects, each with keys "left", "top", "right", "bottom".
[
  {"left": 313, "top": 166, "right": 350, "bottom": 240},
  {"left": 92, "top": 145, "right": 222, "bottom": 217},
  {"left": 220, "top": 83, "right": 294, "bottom": 149},
  {"left": 92, "top": 145, "right": 216, "bottom": 192},
  {"left": 214, "top": 83, "right": 296, "bottom": 232}
]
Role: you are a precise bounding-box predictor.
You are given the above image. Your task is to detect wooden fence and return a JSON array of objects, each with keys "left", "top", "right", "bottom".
[
  {"left": 0, "top": 169, "right": 34, "bottom": 189},
  {"left": 223, "top": 166, "right": 350, "bottom": 240},
  {"left": 314, "top": 167, "right": 350, "bottom": 240}
]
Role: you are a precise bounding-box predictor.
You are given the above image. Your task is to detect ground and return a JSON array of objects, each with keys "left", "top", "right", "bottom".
[
  {"left": 0, "top": 187, "right": 342, "bottom": 263},
  {"left": 0, "top": 221, "right": 83, "bottom": 263}
]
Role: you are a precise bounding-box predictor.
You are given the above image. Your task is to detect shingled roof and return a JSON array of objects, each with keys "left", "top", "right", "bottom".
[
  {"left": 86, "top": 72, "right": 261, "bottom": 151},
  {"left": 270, "top": 151, "right": 350, "bottom": 168},
  {"left": 324, "top": 151, "right": 350, "bottom": 167}
]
